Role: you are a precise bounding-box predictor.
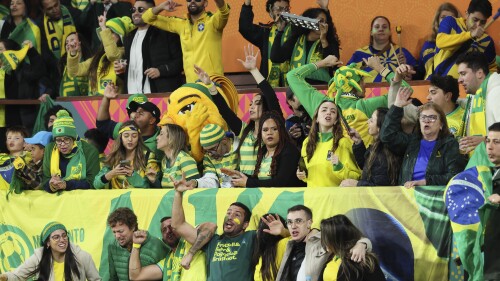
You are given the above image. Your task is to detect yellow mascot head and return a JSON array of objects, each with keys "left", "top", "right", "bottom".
[{"left": 159, "top": 76, "right": 239, "bottom": 162}]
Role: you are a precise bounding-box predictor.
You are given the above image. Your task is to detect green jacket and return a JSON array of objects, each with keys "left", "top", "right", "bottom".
[
  {"left": 380, "top": 106, "right": 467, "bottom": 185},
  {"left": 286, "top": 63, "right": 387, "bottom": 145},
  {"left": 108, "top": 231, "right": 169, "bottom": 281},
  {"left": 42, "top": 141, "right": 100, "bottom": 192}
]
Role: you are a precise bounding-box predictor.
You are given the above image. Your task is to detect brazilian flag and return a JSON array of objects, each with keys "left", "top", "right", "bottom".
[{"left": 445, "top": 143, "right": 494, "bottom": 280}]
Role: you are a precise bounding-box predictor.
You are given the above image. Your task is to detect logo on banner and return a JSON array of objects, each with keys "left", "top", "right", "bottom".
[{"left": 0, "top": 224, "right": 34, "bottom": 272}]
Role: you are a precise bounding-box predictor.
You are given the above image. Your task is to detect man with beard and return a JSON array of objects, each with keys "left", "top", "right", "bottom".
[
  {"left": 141, "top": 0, "right": 229, "bottom": 83},
  {"left": 114, "top": 0, "right": 184, "bottom": 93},
  {"left": 128, "top": 217, "right": 216, "bottom": 281},
  {"left": 107, "top": 207, "right": 168, "bottom": 281},
  {"left": 456, "top": 51, "right": 500, "bottom": 154},
  {"left": 37, "top": 0, "right": 78, "bottom": 98},
  {"left": 170, "top": 177, "right": 287, "bottom": 281},
  {"left": 96, "top": 86, "right": 164, "bottom": 162}
]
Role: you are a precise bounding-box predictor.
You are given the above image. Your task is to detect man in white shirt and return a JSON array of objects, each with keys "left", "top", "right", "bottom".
[{"left": 115, "top": 0, "right": 184, "bottom": 94}]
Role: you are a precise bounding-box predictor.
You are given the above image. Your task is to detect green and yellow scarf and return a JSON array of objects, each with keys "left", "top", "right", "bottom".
[
  {"left": 71, "top": 0, "right": 89, "bottom": 11},
  {"left": 267, "top": 24, "right": 291, "bottom": 87},
  {"left": 291, "top": 35, "right": 331, "bottom": 82},
  {"left": 8, "top": 18, "right": 42, "bottom": 53},
  {"left": 89, "top": 55, "right": 116, "bottom": 96},
  {"left": 0, "top": 69, "right": 5, "bottom": 127},
  {"left": 44, "top": 5, "right": 76, "bottom": 59},
  {"left": 467, "top": 73, "right": 489, "bottom": 137},
  {"left": 60, "top": 67, "right": 88, "bottom": 96},
  {"left": 50, "top": 141, "right": 86, "bottom": 181},
  {"left": 0, "top": 44, "right": 30, "bottom": 126}
]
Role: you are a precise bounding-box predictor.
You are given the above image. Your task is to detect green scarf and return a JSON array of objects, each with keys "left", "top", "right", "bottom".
[
  {"left": 60, "top": 67, "right": 88, "bottom": 96},
  {"left": 71, "top": 0, "right": 89, "bottom": 11},
  {"left": 467, "top": 73, "right": 489, "bottom": 137},
  {"left": 90, "top": 55, "right": 116, "bottom": 96},
  {"left": 267, "top": 24, "right": 291, "bottom": 87},
  {"left": 50, "top": 141, "right": 86, "bottom": 181},
  {"left": 43, "top": 5, "right": 76, "bottom": 59},
  {"left": 291, "top": 35, "right": 331, "bottom": 82},
  {"left": 8, "top": 17, "right": 41, "bottom": 53}
]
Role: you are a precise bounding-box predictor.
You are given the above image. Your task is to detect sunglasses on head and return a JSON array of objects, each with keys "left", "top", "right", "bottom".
[
  {"left": 186, "top": 0, "right": 203, "bottom": 2},
  {"left": 130, "top": 7, "right": 146, "bottom": 13}
]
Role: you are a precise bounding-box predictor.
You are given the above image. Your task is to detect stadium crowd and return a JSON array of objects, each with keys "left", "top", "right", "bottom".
[{"left": 0, "top": 0, "right": 499, "bottom": 280}]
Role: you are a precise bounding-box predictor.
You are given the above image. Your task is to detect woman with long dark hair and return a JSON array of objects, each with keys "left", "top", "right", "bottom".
[
  {"left": 270, "top": 7, "right": 340, "bottom": 84},
  {"left": 296, "top": 100, "right": 360, "bottom": 187},
  {"left": 0, "top": 0, "right": 41, "bottom": 52},
  {"left": 0, "top": 222, "right": 101, "bottom": 281},
  {"left": 340, "top": 108, "right": 401, "bottom": 186},
  {"left": 221, "top": 110, "right": 303, "bottom": 187},
  {"left": 320, "top": 215, "right": 385, "bottom": 281},
  {"left": 94, "top": 121, "right": 159, "bottom": 189},
  {"left": 58, "top": 32, "right": 92, "bottom": 96},
  {"left": 66, "top": 15, "right": 129, "bottom": 95},
  {"left": 252, "top": 214, "right": 288, "bottom": 281}
]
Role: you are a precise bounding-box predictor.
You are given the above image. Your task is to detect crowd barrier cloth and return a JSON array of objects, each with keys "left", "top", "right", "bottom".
[{"left": 0, "top": 186, "right": 463, "bottom": 281}]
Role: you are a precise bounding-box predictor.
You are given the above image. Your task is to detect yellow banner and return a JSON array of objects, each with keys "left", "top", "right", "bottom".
[{"left": 0, "top": 187, "right": 453, "bottom": 281}]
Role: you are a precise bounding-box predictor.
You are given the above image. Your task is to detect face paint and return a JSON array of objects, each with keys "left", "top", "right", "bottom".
[{"left": 233, "top": 218, "right": 241, "bottom": 225}]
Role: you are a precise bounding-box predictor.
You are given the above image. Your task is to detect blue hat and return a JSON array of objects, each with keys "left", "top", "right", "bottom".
[{"left": 25, "top": 131, "right": 53, "bottom": 147}]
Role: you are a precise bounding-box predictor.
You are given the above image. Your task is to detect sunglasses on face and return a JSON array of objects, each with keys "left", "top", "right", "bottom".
[{"left": 130, "top": 7, "right": 146, "bottom": 13}]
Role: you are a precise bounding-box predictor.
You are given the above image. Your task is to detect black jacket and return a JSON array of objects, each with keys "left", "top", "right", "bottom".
[
  {"left": 238, "top": 4, "right": 272, "bottom": 79},
  {"left": 246, "top": 142, "right": 305, "bottom": 187},
  {"left": 353, "top": 141, "right": 399, "bottom": 186},
  {"left": 3, "top": 48, "right": 45, "bottom": 131},
  {"left": 380, "top": 106, "right": 467, "bottom": 186},
  {"left": 35, "top": 2, "right": 86, "bottom": 97},
  {"left": 122, "top": 26, "right": 184, "bottom": 93}
]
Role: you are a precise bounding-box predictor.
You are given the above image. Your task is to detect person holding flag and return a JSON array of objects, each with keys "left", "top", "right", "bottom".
[
  {"left": 0, "top": 39, "right": 44, "bottom": 133},
  {"left": 0, "top": 0, "right": 42, "bottom": 53}
]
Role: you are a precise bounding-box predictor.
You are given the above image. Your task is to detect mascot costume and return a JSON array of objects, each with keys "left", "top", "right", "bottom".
[{"left": 159, "top": 75, "right": 239, "bottom": 162}]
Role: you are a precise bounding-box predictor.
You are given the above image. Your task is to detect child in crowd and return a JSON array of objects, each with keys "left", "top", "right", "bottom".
[
  {"left": 6, "top": 126, "right": 29, "bottom": 157},
  {"left": 12, "top": 131, "right": 52, "bottom": 191}
]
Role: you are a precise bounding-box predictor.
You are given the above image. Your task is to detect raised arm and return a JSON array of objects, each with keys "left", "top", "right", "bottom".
[
  {"left": 128, "top": 230, "right": 163, "bottom": 281},
  {"left": 237, "top": 45, "right": 281, "bottom": 112},
  {"left": 180, "top": 222, "right": 217, "bottom": 269},
  {"left": 171, "top": 173, "right": 199, "bottom": 244},
  {"left": 212, "top": 0, "right": 230, "bottom": 31},
  {"left": 286, "top": 55, "right": 341, "bottom": 117},
  {"left": 379, "top": 88, "right": 413, "bottom": 155},
  {"left": 436, "top": 17, "right": 473, "bottom": 50},
  {"left": 194, "top": 65, "right": 243, "bottom": 134},
  {"left": 238, "top": 0, "right": 266, "bottom": 47}
]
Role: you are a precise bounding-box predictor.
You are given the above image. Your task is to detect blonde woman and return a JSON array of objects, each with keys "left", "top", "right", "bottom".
[{"left": 154, "top": 123, "right": 199, "bottom": 188}]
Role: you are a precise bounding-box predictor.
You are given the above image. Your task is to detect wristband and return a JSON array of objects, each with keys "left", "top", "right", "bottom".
[
  {"left": 132, "top": 243, "right": 141, "bottom": 249},
  {"left": 380, "top": 67, "right": 391, "bottom": 79}
]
